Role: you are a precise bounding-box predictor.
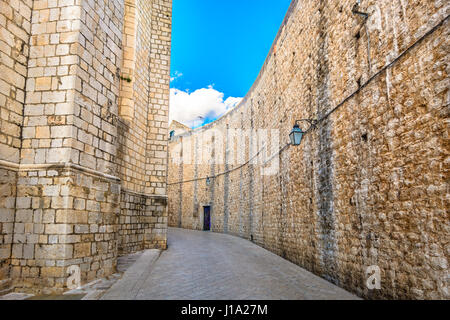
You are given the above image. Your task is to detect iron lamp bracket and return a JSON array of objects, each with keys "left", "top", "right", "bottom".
[
  {"left": 294, "top": 119, "right": 318, "bottom": 133},
  {"left": 352, "top": 4, "right": 369, "bottom": 19}
]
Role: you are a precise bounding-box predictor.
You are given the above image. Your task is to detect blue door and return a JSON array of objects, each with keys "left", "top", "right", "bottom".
[{"left": 203, "top": 206, "right": 211, "bottom": 231}]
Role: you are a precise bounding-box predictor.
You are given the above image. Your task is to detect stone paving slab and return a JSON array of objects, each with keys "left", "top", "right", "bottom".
[
  {"left": 64, "top": 273, "right": 123, "bottom": 300},
  {"left": 102, "top": 228, "right": 360, "bottom": 300},
  {"left": 101, "top": 250, "right": 162, "bottom": 300},
  {"left": 0, "top": 293, "right": 35, "bottom": 300}
]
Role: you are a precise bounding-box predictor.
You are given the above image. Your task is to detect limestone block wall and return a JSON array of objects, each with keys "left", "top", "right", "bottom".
[
  {"left": 8, "top": 0, "right": 125, "bottom": 293},
  {"left": 0, "top": 0, "right": 171, "bottom": 293},
  {"left": 116, "top": 0, "right": 171, "bottom": 253},
  {"left": 0, "top": 0, "right": 33, "bottom": 282},
  {"left": 168, "top": 0, "right": 449, "bottom": 300}
]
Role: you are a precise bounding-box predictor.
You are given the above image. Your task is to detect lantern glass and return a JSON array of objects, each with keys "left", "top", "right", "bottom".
[
  {"left": 290, "top": 125, "right": 304, "bottom": 146},
  {"left": 206, "top": 177, "right": 210, "bottom": 186}
]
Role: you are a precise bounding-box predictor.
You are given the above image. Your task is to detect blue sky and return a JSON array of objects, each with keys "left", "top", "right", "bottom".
[{"left": 169, "top": 0, "right": 292, "bottom": 128}]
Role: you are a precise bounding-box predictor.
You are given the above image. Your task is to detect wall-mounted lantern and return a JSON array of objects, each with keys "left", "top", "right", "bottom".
[
  {"left": 290, "top": 119, "right": 318, "bottom": 146},
  {"left": 206, "top": 176, "right": 211, "bottom": 186},
  {"left": 289, "top": 124, "right": 304, "bottom": 146}
]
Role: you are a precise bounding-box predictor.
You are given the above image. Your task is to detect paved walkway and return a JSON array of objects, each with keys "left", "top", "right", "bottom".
[{"left": 102, "top": 228, "right": 359, "bottom": 300}]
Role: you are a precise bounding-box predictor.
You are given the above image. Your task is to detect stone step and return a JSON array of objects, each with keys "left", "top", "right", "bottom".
[{"left": 0, "top": 279, "right": 13, "bottom": 296}]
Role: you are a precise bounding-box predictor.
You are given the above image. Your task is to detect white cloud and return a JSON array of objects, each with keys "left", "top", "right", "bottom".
[{"left": 169, "top": 86, "right": 242, "bottom": 128}]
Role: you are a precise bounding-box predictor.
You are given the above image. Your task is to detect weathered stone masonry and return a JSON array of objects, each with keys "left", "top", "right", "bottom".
[
  {"left": 168, "top": 0, "right": 449, "bottom": 299},
  {"left": 0, "top": 0, "right": 171, "bottom": 294}
]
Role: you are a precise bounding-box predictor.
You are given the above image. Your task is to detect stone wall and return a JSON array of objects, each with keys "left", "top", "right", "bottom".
[
  {"left": 168, "top": 0, "right": 449, "bottom": 299},
  {"left": 117, "top": 0, "right": 171, "bottom": 253},
  {"left": 0, "top": 0, "right": 171, "bottom": 294},
  {"left": 0, "top": 0, "right": 33, "bottom": 284},
  {"left": 4, "top": 0, "right": 126, "bottom": 293}
]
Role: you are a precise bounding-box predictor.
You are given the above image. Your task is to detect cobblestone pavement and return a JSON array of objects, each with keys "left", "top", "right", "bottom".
[{"left": 102, "top": 228, "right": 359, "bottom": 300}]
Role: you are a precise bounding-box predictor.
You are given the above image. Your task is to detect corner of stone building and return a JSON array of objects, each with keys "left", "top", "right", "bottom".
[
  {"left": 115, "top": 0, "right": 171, "bottom": 256},
  {"left": 0, "top": 0, "right": 172, "bottom": 294}
]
